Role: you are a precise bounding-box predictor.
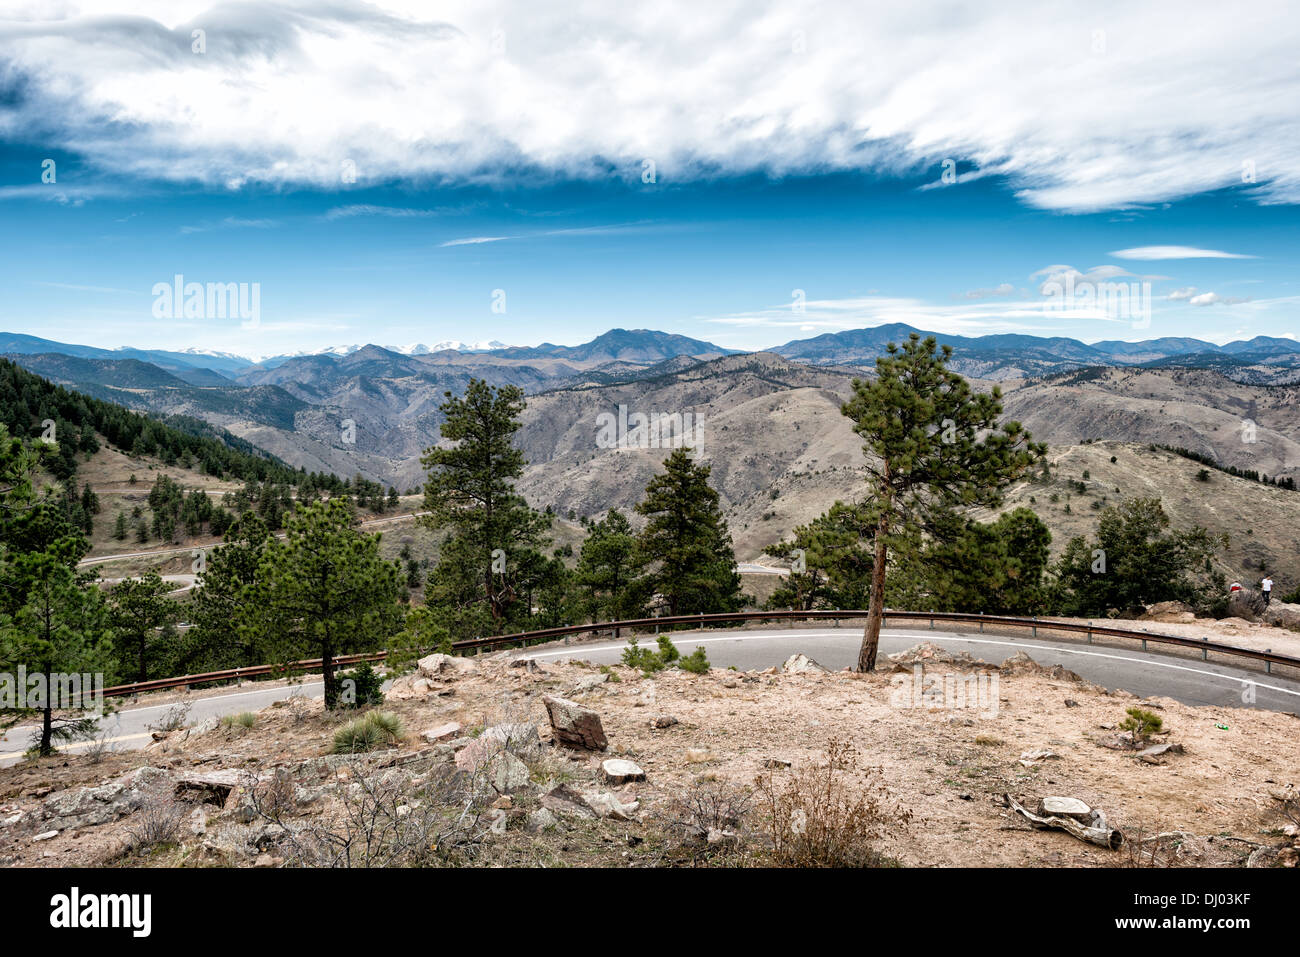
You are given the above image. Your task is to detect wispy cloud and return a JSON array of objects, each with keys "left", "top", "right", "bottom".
[
  {"left": 3, "top": 3, "right": 1298, "bottom": 211},
  {"left": 439, "top": 235, "right": 514, "bottom": 247},
  {"left": 1109, "top": 246, "right": 1257, "bottom": 260}
]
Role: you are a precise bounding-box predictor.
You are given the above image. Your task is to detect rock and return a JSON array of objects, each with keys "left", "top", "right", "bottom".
[
  {"left": 191, "top": 716, "right": 219, "bottom": 735},
  {"left": 602, "top": 759, "right": 646, "bottom": 784},
  {"left": 526, "top": 808, "right": 557, "bottom": 833},
  {"left": 781, "top": 653, "right": 828, "bottom": 674},
  {"left": 706, "top": 828, "right": 739, "bottom": 847},
  {"left": 650, "top": 714, "right": 679, "bottom": 729},
  {"left": 42, "top": 766, "right": 172, "bottom": 829},
  {"left": 542, "top": 695, "right": 608, "bottom": 751},
  {"left": 567, "top": 673, "right": 610, "bottom": 695},
  {"left": 454, "top": 722, "right": 542, "bottom": 771},
  {"left": 486, "top": 808, "right": 509, "bottom": 835},
  {"left": 1018, "top": 749, "right": 1062, "bottom": 767},
  {"left": 484, "top": 751, "right": 532, "bottom": 793},
  {"left": 762, "top": 757, "right": 792, "bottom": 769},
  {"left": 1227, "top": 588, "right": 1266, "bottom": 621},
  {"left": 416, "top": 653, "right": 478, "bottom": 678},
  {"left": 174, "top": 769, "right": 251, "bottom": 807},
  {"left": 491, "top": 795, "right": 513, "bottom": 810},
  {"left": 685, "top": 748, "right": 714, "bottom": 764},
  {"left": 1140, "top": 600, "right": 1196, "bottom": 622},
  {"left": 1262, "top": 601, "right": 1300, "bottom": 631},
  {"left": 1064, "top": 699, "right": 1080, "bottom": 708},
  {"left": 1038, "top": 796, "right": 1092, "bottom": 820},
  {"left": 32, "top": 830, "right": 59, "bottom": 842},
  {"left": 888, "top": 642, "right": 985, "bottom": 671},
  {"left": 422, "top": 721, "right": 463, "bottom": 744},
  {"left": 540, "top": 783, "right": 598, "bottom": 819},
  {"left": 1136, "top": 742, "right": 1186, "bottom": 764},
  {"left": 582, "top": 790, "right": 639, "bottom": 821},
  {"left": 510, "top": 658, "right": 545, "bottom": 674}
]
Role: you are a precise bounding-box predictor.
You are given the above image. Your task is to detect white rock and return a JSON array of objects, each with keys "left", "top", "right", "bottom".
[
  {"left": 32, "top": 830, "right": 59, "bottom": 842},
  {"left": 781, "top": 653, "right": 828, "bottom": 674},
  {"left": 602, "top": 759, "right": 647, "bottom": 784},
  {"left": 421, "top": 721, "right": 462, "bottom": 744}
]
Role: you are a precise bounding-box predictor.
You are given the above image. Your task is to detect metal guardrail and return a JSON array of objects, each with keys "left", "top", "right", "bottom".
[{"left": 99, "top": 609, "right": 1300, "bottom": 699}]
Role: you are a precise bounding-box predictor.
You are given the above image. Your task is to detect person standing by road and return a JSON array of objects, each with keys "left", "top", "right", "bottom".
[{"left": 1261, "top": 575, "right": 1273, "bottom": 605}]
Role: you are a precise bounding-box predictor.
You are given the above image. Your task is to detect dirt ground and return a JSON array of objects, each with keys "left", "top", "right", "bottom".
[{"left": 2, "top": 644, "right": 1296, "bottom": 868}]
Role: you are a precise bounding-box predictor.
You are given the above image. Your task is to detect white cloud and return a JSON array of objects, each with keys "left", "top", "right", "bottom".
[
  {"left": 1, "top": 2, "right": 1298, "bottom": 211},
  {"left": 1167, "top": 286, "right": 1198, "bottom": 300},
  {"left": 1187, "top": 292, "right": 1251, "bottom": 306},
  {"left": 1109, "top": 246, "right": 1257, "bottom": 260}
]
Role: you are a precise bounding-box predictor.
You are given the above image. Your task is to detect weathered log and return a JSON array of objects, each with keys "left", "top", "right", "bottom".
[{"left": 1005, "top": 794, "right": 1124, "bottom": 850}]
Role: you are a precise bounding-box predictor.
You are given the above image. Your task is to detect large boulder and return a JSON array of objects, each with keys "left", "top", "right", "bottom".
[
  {"left": 1227, "top": 588, "right": 1267, "bottom": 621},
  {"left": 1141, "top": 600, "right": 1196, "bottom": 623},
  {"left": 1262, "top": 601, "right": 1300, "bottom": 632},
  {"left": 542, "top": 695, "right": 608, "bottom": 751},
  {"left": 888, "top": 642, "right": 986, "bottom": 672},
  {"left": 417, "top": 653, "right": 478, "bottom": 679}
]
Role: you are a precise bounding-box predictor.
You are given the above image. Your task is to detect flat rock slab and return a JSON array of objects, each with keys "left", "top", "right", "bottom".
[
  {"left": 422, "top": 721, "right": 462, "bottom": 744},
  {"left": 782, "top": 653, "right": 828, "bottom": 674},
  {"left": 417, "top": 653, "right": 478, "bottom": 678},
  {"left": 602, "top": 759, "right": 646, "bottom": 784},
  {"left": 1039, "top": 796, "right": 1092, "bottom": 820}
]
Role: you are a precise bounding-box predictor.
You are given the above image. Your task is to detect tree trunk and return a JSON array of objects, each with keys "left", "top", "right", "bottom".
[
  {"left": 40, "top": 705, "right": 53, "bottom": 757},
  {"left": 858, "top": 513, "right": 890, "bottom": 673},
  {"left": 322, "top": 646, "right": 337, "bottom": 710}
]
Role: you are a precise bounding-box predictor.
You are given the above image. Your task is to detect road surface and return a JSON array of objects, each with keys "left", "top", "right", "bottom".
[{"left": 4, "top": 627, "right": 1295, "bottom": 767}]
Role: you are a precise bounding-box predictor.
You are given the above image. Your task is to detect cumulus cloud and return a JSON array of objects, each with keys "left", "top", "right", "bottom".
[{"left": 1, "top": 1, "right": 1298, "bottom": 211}]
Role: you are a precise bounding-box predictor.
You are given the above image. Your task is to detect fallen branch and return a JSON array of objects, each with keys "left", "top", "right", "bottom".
[{"left": 1004, "top": 794, "right": 1124, "bottom": 850}]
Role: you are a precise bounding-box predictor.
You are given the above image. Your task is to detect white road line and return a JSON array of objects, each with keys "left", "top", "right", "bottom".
[{"left": 523, "top": 628, "right": 1300, "bottom": 699}]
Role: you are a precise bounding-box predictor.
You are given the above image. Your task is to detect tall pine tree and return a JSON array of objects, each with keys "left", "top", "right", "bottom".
[
  {"left": 841, "top": 334, "right": 1042, "bottom": 671},
  {"left": 635, "top": 448, "right": 742, "bottom": 616}
]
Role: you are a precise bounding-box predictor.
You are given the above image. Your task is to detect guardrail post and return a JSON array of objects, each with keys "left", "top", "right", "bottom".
[
  {"left": 1087, "top": 621, "right": 1093, "bottom": 644},
  {"left": 979, "top": 612, "right": 983, "bottom": 633},
  {"left": 1266, "top": 650, "right": 1272, "bottom": 675},
  {"left": 1202, "top": 636, "right": 1208, "bottom": 661},
  {"left": 929, "top": 610, "right": 934, "bottom": 631},
  {"left": 1031, "top": 616, "right": 1037, "bottom": 638},
  {"left": 1141, "top": 639, "right": 1147, "bottom": 652}
]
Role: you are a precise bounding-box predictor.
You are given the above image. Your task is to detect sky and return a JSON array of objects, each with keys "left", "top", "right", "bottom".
[{"left": 0, "top": 0, "right": 1296, "bottom": 360}]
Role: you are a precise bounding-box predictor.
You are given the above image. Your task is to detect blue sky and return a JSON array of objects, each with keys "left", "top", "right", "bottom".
[{"left": 0, "top": 2, "right": 1296, "bottom": 359}]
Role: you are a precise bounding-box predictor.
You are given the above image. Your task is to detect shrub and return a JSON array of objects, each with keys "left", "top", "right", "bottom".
[
  {"left": 333, "top": 711, "right": 404, "bottom": 754},
  {"left": 621, "top": 635, "right": 708, "bottom": 675},
  {"left": 221, "top": 712, "right": 257, "bottom": 732},
  {"left": 678, "top": 646, "right": 710, "bottom": 674},
  {"left": 1118, "top": 706, "right": 1163, "bottom": 745},
  {"left": 754, "top": 739, "right": 908, "bottom": 867},
  {"left": 338, "top": 662, "right": 385, "bottom": 708}
]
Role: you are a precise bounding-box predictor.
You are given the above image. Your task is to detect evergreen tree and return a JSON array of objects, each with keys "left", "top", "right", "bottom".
[
  {"left": 635, "top": 448, "right": 743, "bottom": 616},
  {"left": 184, "top": 513, "right": 271, "bottom": 672},
  {"left": 112, "top": 510, "right": 128, "bottom": 540},
  {"left": 107, "top": 571, "right": 181, "bottom": 683},
  {"left": 1054, "top": 497, "right": 1222, "bottom": 615},
  {"left": 0, "top": 426, "right": 114, "bottom": 756},
  {"left": 419, "top": 380, "right": 552, "bottom": 633},
  {"left": 243, "top": 498, "right": 402, "bottom": 709},
  {"left": 763, "top": 501, "right": 877, "bottom": 610},
  {"left": 841, "top": 334, "right": 1043, "bottom": 671},
  {"left": 574, "top": 510, "right": 647, "bottom": 621}
]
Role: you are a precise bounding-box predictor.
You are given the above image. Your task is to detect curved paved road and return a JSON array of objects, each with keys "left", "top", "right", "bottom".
[{"left": 3, "top": 627, "right": 1295, "bottom": 767}]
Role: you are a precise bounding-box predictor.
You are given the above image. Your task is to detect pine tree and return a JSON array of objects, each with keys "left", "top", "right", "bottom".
[
  {"left": 0, "top": 426, "right": 115, "bottom": 757},
  {"left": 575, "top": 509, "right": 646, "bottom": 621},
  {"left": 107, "top": 571, "right": 181, "bottom": 683},
  {"left": 419, "top": 380, "right": 552, "bottom": 632},
  {"left": 635, "top": 448, "right": 742, "bottom": 616},
  {"left": 184, "top": 513, "right": 270, "bottom": 672},
  {"left": 841, "top": 334, "right": 1043, "bottom": 671},
  {"left": 112, "top": 510, "right": 128, "bottom": 540},
  {"left": 243, "top": 498, "right": 402, "bottom": 709},
  {"left": 763, "top": 501, "right": 877, "bottom": 610}
]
